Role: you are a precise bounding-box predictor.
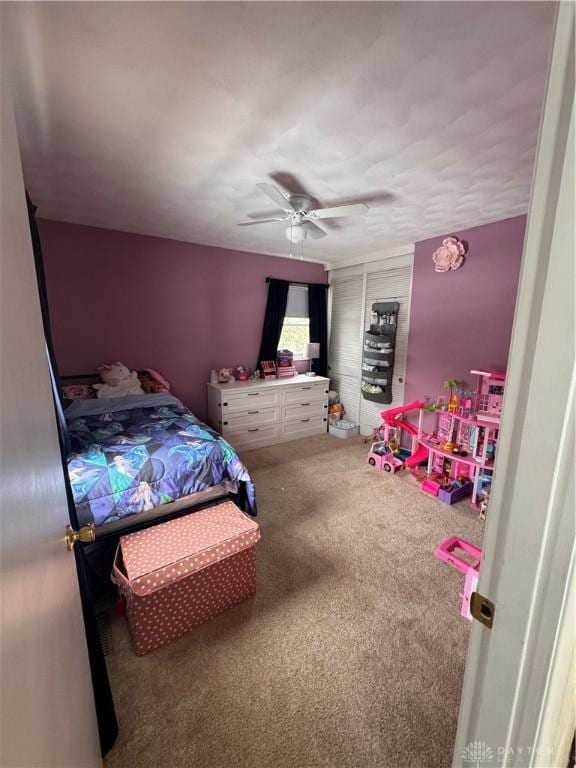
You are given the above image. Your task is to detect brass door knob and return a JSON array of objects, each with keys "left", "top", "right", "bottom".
[{"left": 65, "top": 523, "right": 96, "bottom": 551}]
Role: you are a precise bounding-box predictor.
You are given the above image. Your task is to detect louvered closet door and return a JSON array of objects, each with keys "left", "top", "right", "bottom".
[
  {"left": 328, "top": 275, "right": 363, "bottom": 425},
  {"left": 359, "top": 265, "right": 412, "bottom": 435}
]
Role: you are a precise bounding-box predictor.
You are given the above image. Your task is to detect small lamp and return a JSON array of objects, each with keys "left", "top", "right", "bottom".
[{"left": 304, "top": 342, "right": 320, "bottom": 376}]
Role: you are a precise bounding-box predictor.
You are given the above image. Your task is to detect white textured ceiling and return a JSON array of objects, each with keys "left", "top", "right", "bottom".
[{"left": 7, "top": 2, "right": 555, "bottom": 265}]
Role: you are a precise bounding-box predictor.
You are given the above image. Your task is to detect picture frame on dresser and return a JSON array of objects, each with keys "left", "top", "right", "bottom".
[{"left": 207, "top": 374, "right": 330, "bottom": 451}]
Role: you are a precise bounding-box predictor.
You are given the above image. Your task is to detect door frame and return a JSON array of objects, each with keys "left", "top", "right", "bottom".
[{"left": 453, "top": 4, "right": 575, "bottom": 766}]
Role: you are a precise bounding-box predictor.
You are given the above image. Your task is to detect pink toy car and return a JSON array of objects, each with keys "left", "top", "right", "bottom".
[{"left": 367, "top": 441, "right": 404, "bottom": 473}]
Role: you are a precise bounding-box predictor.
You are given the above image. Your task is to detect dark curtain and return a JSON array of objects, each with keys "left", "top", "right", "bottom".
[
  {"left": 308, "top": 284, "right": 328, "bottom": 376},
  {"left": 26, "top": 194, "right": 118, "bottom": 756},
  {"left": 257, "top": 278, "right": 289, "bottom": 366}
]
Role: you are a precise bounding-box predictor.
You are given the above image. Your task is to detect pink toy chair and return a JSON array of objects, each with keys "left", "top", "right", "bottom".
[{"left": 435, "top": 536, "right": 482, "bottom": 621}]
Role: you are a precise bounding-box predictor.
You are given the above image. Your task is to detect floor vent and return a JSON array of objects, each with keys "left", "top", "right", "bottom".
[{"left": 95, "top": 608, "right": 112, "bottom": 657}]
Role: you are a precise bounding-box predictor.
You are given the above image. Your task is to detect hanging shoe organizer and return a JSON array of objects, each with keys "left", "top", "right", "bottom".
[{"left": 361, "top": 301, "right": 400, "bottom": 404}]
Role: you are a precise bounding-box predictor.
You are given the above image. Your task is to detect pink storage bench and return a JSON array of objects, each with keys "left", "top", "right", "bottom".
[{"left": 112, "top": 501, "right": 260, "bottom": 655}]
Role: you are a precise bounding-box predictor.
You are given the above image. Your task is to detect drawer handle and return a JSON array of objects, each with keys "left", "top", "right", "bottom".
[
  {"left": 300, "top": 402, "right": 311, "bottom": 406},
  {"left": 301, "top": 386, "right": 312, "bottom": 390},
  {"left": 248, "top": 428, "right": 260, "bottom": 433},
  {"left": 301, "top": 418, "right": 310, "bottom": 423},
  {"left": 247, "top": 410, "right": 260, "bottom": 414},
  {"left": 248, "top": 392, "right": 260, "bottom": 396}
]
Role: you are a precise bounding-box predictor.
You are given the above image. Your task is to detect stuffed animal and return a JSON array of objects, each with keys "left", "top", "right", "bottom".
[
  {"left": 94, "top": 362, "right": 144, "bottom": 399},
  {"left": 137, "top": 369, "right": 170, "bottom": 394},
  {"left": 62, "top": 384, "right": 96, "bottom": 401},
  {"left": 216, "top": 367, "right": 235, "bottom": 384}
]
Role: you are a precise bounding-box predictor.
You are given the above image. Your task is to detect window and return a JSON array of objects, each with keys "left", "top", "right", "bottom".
[
  {"left": 279, "top": 316, "right": 310, "bottom": 357},
  {"left": 278, "top": 285, "right": 310, "bottom": 357}
]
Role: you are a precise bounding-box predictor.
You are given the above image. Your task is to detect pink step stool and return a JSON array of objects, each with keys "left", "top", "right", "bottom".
[{"left": 435, "top": 536, "right": 482, "bottom": 621}]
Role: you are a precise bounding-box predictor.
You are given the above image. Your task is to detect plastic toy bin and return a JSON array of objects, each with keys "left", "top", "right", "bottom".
[
  {"left": 437, "top": 481, "right": 474, "bottom": 505},
  {"left": 329, "top": 420, "right": 359, "bottom": 439}
]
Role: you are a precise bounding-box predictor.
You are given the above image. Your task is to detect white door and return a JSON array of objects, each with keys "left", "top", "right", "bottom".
[
  {"left": 454, "top": 6, "right": 575, "bottom": 767},
  {"left": 359, "top": 265, "right": 412, "bottom": 436},
  {"left": 328, "top": 274, "right": 364, "bottom": 425},
  {"left": 0, "top": 56, "right": 102, "bottom": 768}
]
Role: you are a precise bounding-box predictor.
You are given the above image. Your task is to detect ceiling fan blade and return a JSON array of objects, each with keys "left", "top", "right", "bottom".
[
  {"left": 237, "top": 218, "right": 287, "bottom": 226},
  {"left": 308, "top": 202, "right": 369, "bottom": 220},
  {"left": 302, "top": 221, "right": 327, "bottom": 239},
  {"left": 256, "top": 183, "right": 295, "bottom": 212}
]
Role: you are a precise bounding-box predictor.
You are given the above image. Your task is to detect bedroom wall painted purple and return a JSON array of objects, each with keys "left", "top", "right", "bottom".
[
  {"left": 405, "top": 215, "right": 526, "bottom": 405},
  {"left": 39, "top": 220, "right": 326, "bottom": 420}
]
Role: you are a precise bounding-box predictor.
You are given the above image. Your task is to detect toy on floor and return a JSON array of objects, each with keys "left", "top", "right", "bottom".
[
  {"left": 327, "top": 391, "right": 346, "bottom": 424},
  {"left": 379, "top": 369, "right": 506, "bottom": 514},
  {"left": 365, "top": 424, "right": 386, "bottom": 444},
  {"left": 94, "top": 362, "right": 144, "bottom": 399},
  {"left": 435, "top": 536, "right": 482, "bottom": 621},
  {"left": 366, "top": 441, "right": 404, "bottom": 473}
]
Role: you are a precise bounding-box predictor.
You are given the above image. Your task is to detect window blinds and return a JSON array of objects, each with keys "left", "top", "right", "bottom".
[{"left": 285, "top": 285, "right": 309, "bottom": 318}]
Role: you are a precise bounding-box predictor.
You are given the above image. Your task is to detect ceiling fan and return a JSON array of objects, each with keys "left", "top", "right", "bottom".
[{"left": 238, "top": 183, "right": 369, "bottom": 242}]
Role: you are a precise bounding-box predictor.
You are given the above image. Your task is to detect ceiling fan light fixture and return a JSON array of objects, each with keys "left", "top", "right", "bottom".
[{"left": 286, "top": 224, "right": 306, "bottom": 243}]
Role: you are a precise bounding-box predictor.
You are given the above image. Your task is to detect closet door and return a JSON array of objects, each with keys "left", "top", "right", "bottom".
[
  {"left": 359, "top": 265, "right": 412, "bottom": 435},
  {"left": 328, "top": 274, "right": 363, "bottom": 425}
]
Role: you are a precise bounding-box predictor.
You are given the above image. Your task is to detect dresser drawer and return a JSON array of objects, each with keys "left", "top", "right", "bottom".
[
  {"left": 282, "top": 415, "right": 327, "bottom": 440},
  {"left": 283, "top": 401, "right": 328, "bottom": 422},
  {"left": 222, "top": 407, "right": 279, "bottom": 431},
  {"left": 224, "top": 424, "right": 280, "bottom": 451},
  {"left": 222, "top": 389, "right": 281, "bottom": 413},
  {"left": 283, "top": 382, "right": 328, "bottom": 405}
]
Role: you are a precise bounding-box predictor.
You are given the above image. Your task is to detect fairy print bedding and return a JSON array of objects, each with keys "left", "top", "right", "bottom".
[{"left": 66, "top": 394, "right": 256, "bottom": 528}]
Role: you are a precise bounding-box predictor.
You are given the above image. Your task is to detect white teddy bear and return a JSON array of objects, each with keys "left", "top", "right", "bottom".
[{"left": 93, "top": 362, "right": 144, "bottom": 399}]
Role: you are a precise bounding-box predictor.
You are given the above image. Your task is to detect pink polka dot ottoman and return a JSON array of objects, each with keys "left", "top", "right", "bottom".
[{"left": 111, "top": 501, "right": 260, "bottom": 655}]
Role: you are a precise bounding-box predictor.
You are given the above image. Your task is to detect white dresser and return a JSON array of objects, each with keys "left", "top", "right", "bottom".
[{"left": 207, "top": 374, "right": 330, "bottom": 451}]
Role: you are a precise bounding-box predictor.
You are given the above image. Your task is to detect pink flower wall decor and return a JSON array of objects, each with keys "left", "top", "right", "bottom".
[{"left": 432, "top": 236, "right": 467, "bottom": 273}]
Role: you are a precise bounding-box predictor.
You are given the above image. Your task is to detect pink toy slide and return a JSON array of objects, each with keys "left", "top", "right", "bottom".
[
  {"left": 381, "top": 400, "right": 429, "bottom": 467},
  {"left": 405, "top": 444, "right": 429, "bottom": 469},
  {"left": 435, "top": 536, "right": 482, "bottom": 621}
]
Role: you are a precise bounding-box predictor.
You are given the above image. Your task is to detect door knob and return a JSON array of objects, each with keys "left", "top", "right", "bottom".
[{"left": 65, "top": 523, "right": 96, "bottom": 551}]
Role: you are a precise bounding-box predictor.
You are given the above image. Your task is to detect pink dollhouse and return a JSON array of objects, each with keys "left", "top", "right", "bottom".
[
  {"left": 471, "top": 369, "right": 506, "bottom": 422},
  {"left": 379, "top": 369, "right": 506, "bottom": 512}
]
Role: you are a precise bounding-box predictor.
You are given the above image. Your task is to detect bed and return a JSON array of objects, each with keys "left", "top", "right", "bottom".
[
  {"left": 66, "top": 392, "right": 256, "bottom": 531},
  {"left": 64, "top": 390, "right": 257, "bottom": 595}
]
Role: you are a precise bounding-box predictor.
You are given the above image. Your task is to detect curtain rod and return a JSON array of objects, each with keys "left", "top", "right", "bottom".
[{"left": 266, "top": 277, "right": 328, "bottom": 288}]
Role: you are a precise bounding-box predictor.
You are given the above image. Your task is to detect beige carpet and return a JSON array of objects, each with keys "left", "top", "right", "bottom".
[{"left": 104, "top": 435, "right": 483, "bottom": 768}]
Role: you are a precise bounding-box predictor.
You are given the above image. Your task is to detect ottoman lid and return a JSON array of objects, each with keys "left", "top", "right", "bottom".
[{"left": 118, "top": 501, "right": 260, "bottom": 596}]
